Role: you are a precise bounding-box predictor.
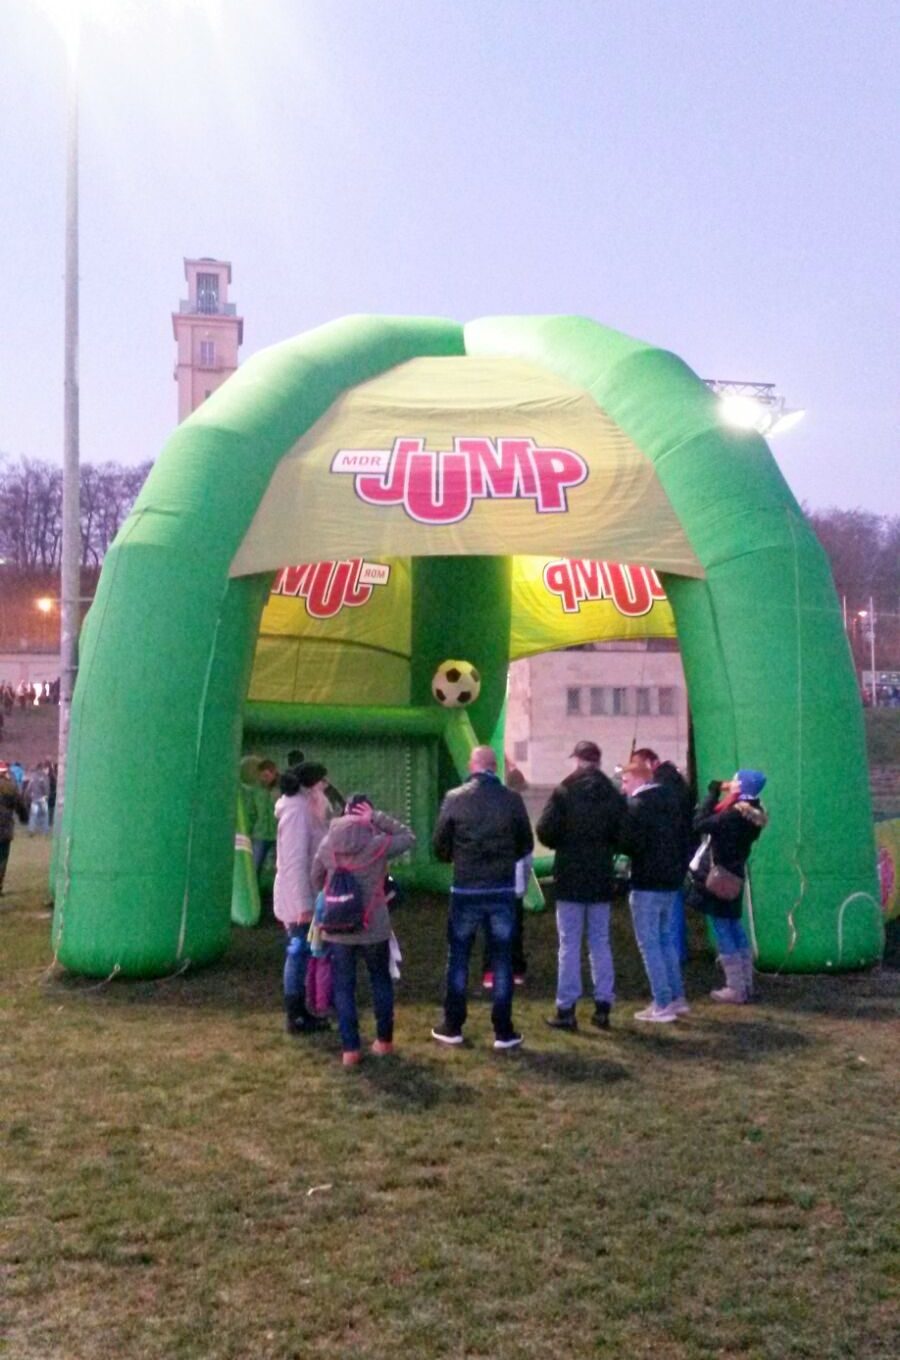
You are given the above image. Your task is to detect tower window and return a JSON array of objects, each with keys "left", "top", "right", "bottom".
[
  {"left": 196, "top": 272, "right": 219, "bottom": 313},
  {"left": 199, "top": 340, "right": 216, "bottom": 367},
  {"left": 636, "top": 686, "right": 652, "bottom": 716},
  {"left": 566, "top": 687, "right": 582, "bottom": 715}
]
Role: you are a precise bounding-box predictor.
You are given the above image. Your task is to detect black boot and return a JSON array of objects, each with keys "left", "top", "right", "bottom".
[
  {"left": 285, "top": 995, "right": 330, "bottom": 1035},
  {"left": 545, "top": 1004, "right": 578, "bottom": 1032},
  {"left": 591, "top": 1001, "right": 611, "bottom": 1030}
]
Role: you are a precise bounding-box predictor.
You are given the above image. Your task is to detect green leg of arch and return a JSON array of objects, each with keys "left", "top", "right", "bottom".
[{"left": 53, "top": 317, "right": 465, "bottom": 977}]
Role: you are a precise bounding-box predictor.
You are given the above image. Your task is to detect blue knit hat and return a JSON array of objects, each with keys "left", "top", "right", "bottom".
[{"left": 734, "top": 769, "right": 766, "bottom": 799}]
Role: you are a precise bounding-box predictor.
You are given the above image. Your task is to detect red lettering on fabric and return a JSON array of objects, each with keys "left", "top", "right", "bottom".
[
  {"left": 542, "top": 560, "right": 667, "bottom": 617},
  {"left": 332, "top": 437, "right": 588, "bottom": 525},
  {"left": 270, "top": 559, "right": 391, "bottom": 619}
]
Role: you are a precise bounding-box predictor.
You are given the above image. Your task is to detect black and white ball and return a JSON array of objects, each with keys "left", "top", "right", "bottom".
[{"left": 431, "top": 659, "right": 481, "bottom": 708}]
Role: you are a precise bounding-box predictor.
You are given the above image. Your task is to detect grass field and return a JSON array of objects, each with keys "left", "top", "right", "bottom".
[{"left": 2, "top": 836, "right": 898, "bottom": 1360}]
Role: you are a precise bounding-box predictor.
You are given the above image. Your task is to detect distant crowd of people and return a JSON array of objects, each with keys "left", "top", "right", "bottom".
[
  {"left": 0, "top": 680, "right": 61, "bottom": 712},
  {"left": 240, "top": 739, "right": 768, "bottom": 1068},
  {"left": 0, "top": 756, "right": 58, "bottom": 895},
  {"left": 861, "top": 683, "right": 900, "bottom": 708}
]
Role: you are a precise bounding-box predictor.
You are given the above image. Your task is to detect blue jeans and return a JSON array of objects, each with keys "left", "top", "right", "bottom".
[
  {"left": 671, "top": 887, "right": 688, "bottom": 962},
  {"left": 629, "top": 889, "right": 684, "bottom": 1008},
  {"left": 283, "top": 923, "right": 312, "bottom": 1003},
  {"left": 29, "top": 799, "right": 49, "bottom": 835},
  {"left": 555, "top": 900, "right": 614, "bottom": 1007},
  {"left": 252, "top": 838, "right": 275, "bottom": 877},
  {"left": 445, "top": 888, "right": 516, "bottom": 1038},
  {"left": 710, "top": 915, "right": 749, "bottom": 954},
  {"left": 331, "top": 940, "right": 393, "bottom": 1052}
]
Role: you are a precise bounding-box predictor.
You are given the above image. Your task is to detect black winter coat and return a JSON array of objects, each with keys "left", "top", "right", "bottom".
[
  {"left": 620, "top": 783, "right": 686, "bottom": 891},
  {"left": 535, "top": 768, "right": 625, "bottom": 902},
  {"left": 686, "top": 792, "right": 768, "bottom": 919},
  {"left": 653, "top": 761, "right": 695, "bottom": 874},
  {"left": 433, "top": 772, "right": 534, "bottom": 889}
]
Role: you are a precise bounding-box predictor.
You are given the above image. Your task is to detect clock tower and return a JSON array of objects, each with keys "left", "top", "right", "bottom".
[{"left": 172, "top": 257, "right": 243, "bottom": 422}]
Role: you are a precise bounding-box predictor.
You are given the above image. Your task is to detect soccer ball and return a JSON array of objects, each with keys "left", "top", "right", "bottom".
[{"left": 431, "top": 659, "right": 482, "bottom": 708}]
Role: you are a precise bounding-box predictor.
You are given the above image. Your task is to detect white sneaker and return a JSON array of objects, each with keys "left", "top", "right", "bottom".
[
  {"left": 667, "top": 997, "right": 690, "bottom": 1016},
  {"left": 634, "top": 1004, "right": 677, "bottom": 1023}
]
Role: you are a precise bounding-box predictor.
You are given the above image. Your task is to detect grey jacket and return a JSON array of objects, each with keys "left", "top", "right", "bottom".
[{"left": 313, "top": 810, "right": 415, "bottom": 945}]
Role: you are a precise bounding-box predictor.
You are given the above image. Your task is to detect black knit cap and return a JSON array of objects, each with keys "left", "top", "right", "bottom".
[{"left": 295, "top": 761, "right": 328, "bottom": 788}]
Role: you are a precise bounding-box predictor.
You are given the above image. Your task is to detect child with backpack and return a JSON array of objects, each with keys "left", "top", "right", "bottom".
[{"left": 311, "top": 793, "right": 415, "bottom": 1067}]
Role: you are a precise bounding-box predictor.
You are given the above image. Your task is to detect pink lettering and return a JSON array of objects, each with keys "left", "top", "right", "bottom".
[
  {"left": 530, "top": 447, "right": 588, "bottom": 513},
  {"left": 543, "top": 560, "right": 579, "bottom": 613},
  {"left": 406, "top": 448, "right": 472, "bottom": 525},
  {"left": 543, "top": 559, "right": 668, "bottom": 617},
  {"left": 356, "top": 438, "right": 418, "bottom": 505},
  {"left": 463, "top": 438, "right": 539, "bottom": 500}
]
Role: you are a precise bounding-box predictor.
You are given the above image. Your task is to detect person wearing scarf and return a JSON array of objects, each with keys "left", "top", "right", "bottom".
[{"left": 687, "top": 769, "right": 769, "bottom": 1003}]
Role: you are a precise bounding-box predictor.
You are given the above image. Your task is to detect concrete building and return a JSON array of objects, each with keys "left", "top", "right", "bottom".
[
  {"left": 506, "top": 640, "right": 690, "bottom": 785},
  {"left": 172, "top": 258, "right": 243, "bottom": 422}
]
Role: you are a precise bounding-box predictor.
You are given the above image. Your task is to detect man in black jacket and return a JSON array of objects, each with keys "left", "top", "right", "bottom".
[
  {"left": 432, "top": 746, "right": 534, "bottom": 1050},
  {"left": 620, "top": 757, "right": 688, "bottom": 1023},
  {"left": 633, "top": 747, "right": 694, "bottom": 961},
  {"left": 537, "top": 740, "right": 626, "bottom": 1031}
]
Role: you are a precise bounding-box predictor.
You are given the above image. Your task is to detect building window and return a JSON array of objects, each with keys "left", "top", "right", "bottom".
[
  {"left": 612, "top": 686, "right": 629, "bottom": 716},
  {"left": 196, "top": 272, "right": 219, "bottom": 313},
  {"left": 658, "top": 686, "right": 676, "bottom": 716},
  {"left": 199, "top": 339, "right": 216, "bottom": 367},
  {"left": 513, "top": 740, "right": 528, "bottom": 762},
  {"left": 566, "top": 687, "right": 582, "bottom": 715},
  {"left": 590, "top": 685, "right": 607, "bottom": 715},
  {"left": 636, "top": 686, "right": 651, "bottom": 716}
]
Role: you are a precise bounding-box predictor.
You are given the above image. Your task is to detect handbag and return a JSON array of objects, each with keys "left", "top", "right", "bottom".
[{"left": 705, "top": 859, "right": 744, "bottom": 902}]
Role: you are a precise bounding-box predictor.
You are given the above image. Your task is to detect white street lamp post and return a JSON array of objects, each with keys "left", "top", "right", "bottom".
[{"left": 58, "top": 12, "right": 81, "bottom": 817}]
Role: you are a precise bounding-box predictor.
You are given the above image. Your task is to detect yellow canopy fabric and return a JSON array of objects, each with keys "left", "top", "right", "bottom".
[
  {"left": 247, "top": 553, "right": 675, "bottom": 704},
  {"left": 230, "top": 356, "right": 704, "bottom": 579}
]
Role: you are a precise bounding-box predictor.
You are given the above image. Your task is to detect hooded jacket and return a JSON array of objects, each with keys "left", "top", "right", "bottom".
[
  {"left": 620, "top": 782, "right": 687, "bottom": 891},
  {"left": 313, "top": 810, "right": 415, "bottom": 945},
  {"left": 535, "top": 766, "right": 625, "bottom": 902},
  {"left": 687, "top": 790, "right": 769, "bottom": 919}
]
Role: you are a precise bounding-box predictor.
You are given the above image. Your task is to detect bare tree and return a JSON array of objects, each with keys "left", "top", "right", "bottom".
[{"left": 0, "top": 454, "right": 151, "bottom": 572}]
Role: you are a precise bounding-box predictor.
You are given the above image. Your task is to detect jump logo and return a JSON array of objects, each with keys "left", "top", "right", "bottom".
[
  {"left": 271, "top": 559, "right": 390, "bottom": 619},
  {"left": 331, "top": 437, "right": 588, "bottom": 525},
  {"left": 543, "top": 559, "right": 667, "bottom": 617}
]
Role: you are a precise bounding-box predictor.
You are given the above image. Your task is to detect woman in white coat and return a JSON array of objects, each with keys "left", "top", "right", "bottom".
[{"left": 274, "top": 761, "right": 331, "bottom": 1034}]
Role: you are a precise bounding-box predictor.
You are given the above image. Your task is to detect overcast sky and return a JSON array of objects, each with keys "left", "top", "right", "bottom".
[{"left": 2, "top": 0, "right": 898, "bottom": 513}]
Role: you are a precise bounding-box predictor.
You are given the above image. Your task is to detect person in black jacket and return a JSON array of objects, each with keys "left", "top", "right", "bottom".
[
  {"left": 431, "top": 746, "right": 534, "bottom": 1050},
  {"left": 620, "top": 757, "right": 689, "bottom": 1023},
  {"left": 687, "top": 770, "right": 768, "bottom": 1003},
  {"left": 537, "top": 740, "right": 626, "bottom": 1031},
  {"left": 633, "top": 748, "right": 694, "bottom": 961}
]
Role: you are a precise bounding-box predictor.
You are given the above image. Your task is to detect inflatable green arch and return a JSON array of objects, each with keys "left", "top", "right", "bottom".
[{"left": 51, "top": 315, "right": 883, "bottom": 977}]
